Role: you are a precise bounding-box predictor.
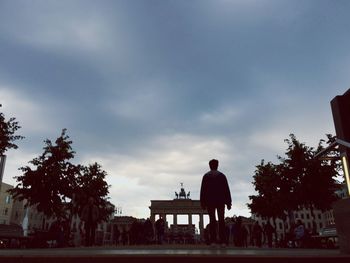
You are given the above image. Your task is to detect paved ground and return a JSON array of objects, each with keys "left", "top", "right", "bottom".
[{"left": 1, "top": 245, "right": 349, "bottom": 263}]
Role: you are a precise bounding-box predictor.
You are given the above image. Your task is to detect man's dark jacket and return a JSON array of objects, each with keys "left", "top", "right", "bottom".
[{"left": 200, "top": 170, "right": 232, "bottom": 208}]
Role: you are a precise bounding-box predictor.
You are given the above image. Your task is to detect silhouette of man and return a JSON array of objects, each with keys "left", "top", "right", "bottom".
[
  {"left": 200, "top": 159, "right": 232, "bottom": 246},
  {"left": 252, "top": 221, "right": 263, "bottom": 247},
  {"left": 114, "top": 225, "right": 120, "bottom": 246},
  {"left": 81, "top": 197, "right": 99, "bottom": 246},
  {"left": 294, "top": 220, "right": 305, "bottom": 248},
  {"left": 155, "top": 216, "right": 165, "bottom": 244},
  {"left": 264, "top": 221, "right": 275, "bottom": 248}
]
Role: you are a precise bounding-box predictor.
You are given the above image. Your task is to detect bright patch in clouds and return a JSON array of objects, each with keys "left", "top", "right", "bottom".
[
  {"left": 80, "top": 133, "right": 247, "bottom": 218},
  {"left": 0, "top": 85, "right": 53, "bottom": 134},
  {"left": 199, "top": 106, "right": 240, "bottom": 125}
]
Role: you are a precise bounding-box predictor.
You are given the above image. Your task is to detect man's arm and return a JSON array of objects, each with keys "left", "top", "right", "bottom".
[
  {"left": 223, "top": 175, "right": 232, "bottom": 210},
  {"left": 200, "top": 175, "right": 207, "bottom": 209}
]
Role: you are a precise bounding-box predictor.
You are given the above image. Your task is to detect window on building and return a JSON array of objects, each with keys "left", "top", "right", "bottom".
[
  {"left": 318, "top": 214, "right": 322, "bottom": 220},
  {"left": 319, "top": 222, "right": 323, "bottom": 229},
  {"left": 3, "top": 208, "right": 8, "bottom": 215},
  {"left": 5, "top": 195, "right": 10, "bottom": 204},
  {"left": 306, "top": 213, "right": 310, "bottom": 219},
  {"left": 279, "top": 222, "right": 283, "bottom": 230},
  {"left": 301, "top": 213, "right": 304, "bottom": 219}
]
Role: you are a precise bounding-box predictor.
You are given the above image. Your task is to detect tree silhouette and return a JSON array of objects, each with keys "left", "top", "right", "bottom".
[
  {"left": 283, "top": 134, "right": 340, "bottom": 232},
  {"left": 73, "top": 162, "right": 114, "bottom": 223},
  {"left": 248, "top": 160, "right": 286, "bottom": 236},
  {"left": 248, "top": 161, "right": 284, "bottom": 220},
  {"left": 9, "top": 129, "right": 114, "bottom": 226},
  {"left": 0, "top": 104, "right": 24, "bottom": 155},
  {"left": 248, "top": 134, "right": 341, "bottom": 232},
  {"left": 285, "top": 135, "right": 340, "bottom": 231},
  {"left": 8, "top": 129, "right": 77, "bottom": 220}
]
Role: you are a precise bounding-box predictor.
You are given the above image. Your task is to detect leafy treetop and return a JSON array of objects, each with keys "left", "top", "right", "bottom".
[{"left": 0, "top": 104, "right": 24, "bottom": 155}]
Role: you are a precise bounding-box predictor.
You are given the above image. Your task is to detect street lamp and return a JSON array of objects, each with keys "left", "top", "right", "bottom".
[
  {"left": 0, "top": 155, "right": 6, "bottom": 184},
  {"left": 331, "top": 89, "right": 350, "bottom": 197},
  {"left": 342, "top": 155, "right": 350, "bottom": 196},
  {"left": 329, "top": 89, "right": 350, "bottom": 254}
]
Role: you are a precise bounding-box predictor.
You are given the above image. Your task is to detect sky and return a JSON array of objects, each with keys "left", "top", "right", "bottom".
[{"left": 1, "top": 0, "right": 350, "bottom": 221}]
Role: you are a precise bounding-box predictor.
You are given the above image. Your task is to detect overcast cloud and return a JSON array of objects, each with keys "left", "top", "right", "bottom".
[{"left": 1, "top": 0, "right": 350, "bottom": 219}]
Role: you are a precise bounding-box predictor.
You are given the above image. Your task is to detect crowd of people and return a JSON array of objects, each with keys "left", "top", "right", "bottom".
[
  {"left": 19, "top": 213, "right": 316, "bottom": 249},
  {"left": 110, "top": 216, "right": 309, "bottom": 248},
  {"left": 202, "top": 217, "right": 310, "bottom": 249},
  {"left": 40, "top": 159, "right": 310, "bottom": 248},
  {"left": 38, "top": 206, "right": 310, "bottom": 249}
]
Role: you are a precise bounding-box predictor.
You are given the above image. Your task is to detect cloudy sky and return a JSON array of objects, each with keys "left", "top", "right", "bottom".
[{"left": 1, "top": 0, "right": 349, "bottom": 221}]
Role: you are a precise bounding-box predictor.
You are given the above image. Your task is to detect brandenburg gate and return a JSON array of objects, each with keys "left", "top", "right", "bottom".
[{"left": 149, "top": 184, "right": 208, "bottom": 236}]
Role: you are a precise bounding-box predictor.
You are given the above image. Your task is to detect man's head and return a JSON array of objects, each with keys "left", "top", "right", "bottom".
[{"left": 209, "top": 159, "right": 219, "bottom": 170}]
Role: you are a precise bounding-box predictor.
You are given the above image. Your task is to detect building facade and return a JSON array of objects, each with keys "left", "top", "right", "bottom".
[
  {"left": 0, "top": 182, "right": 13, "bottom": 225},
  {"left": 252, "top": 206, "right": 331, "bottom": 242}
]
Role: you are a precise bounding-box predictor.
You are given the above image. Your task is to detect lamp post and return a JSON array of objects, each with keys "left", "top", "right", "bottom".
[
  {"left": 331, "top": 89, "right": 350, "bottom": 196},
  {"left": 0, "top": 155, "right": 6, "bottom": 185},
  {"left": 330, "top": 89, "right": 350, "bottom": 254},
  {"left": 341, "top": 155, "right": 350, "bottom": 196}
]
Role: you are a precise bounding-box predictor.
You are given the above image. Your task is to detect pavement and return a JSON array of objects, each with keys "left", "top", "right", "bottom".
[{"left": 1, "top": 245, "right": 349, "bottom": 263}]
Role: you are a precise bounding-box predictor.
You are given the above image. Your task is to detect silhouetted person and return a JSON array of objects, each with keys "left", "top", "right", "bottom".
[
  {"left": 143, "top": 218, "right": 154, "bottom": 244},
  {"left": 264, "top": 221, "right": 275, "bottom": 248},
  {"left": 49, "top": 218, "right": 64, "bottom": 247},
  {"left": 155, "top": 216, "right": 165, "bottom": 244},
  {"left": 114, "top": 225, "right": 120, "bottom": 246},
  {"left": 286, "top": 223, "right": 295, "bottom": 247},
  {"left": 224, "top": 224, "right": 230, "bottom": 245},
  {"left": 294, "top": 220, "right": 305, "bottom": 248},
  {"left": 241, "top": 225, "right": 248, "bottom": 248},
  {"left": 121, "top": 228, "right": 128, "bottom": 245},
  {"left": 252, "top": 221, "right": 263, "bottom": 247},
  {"left": 129, "top": 220, "right": 142, "bottom": 245},
  {"left": 200, "top": 159, "right": 232, "bottom": 246},
  {"left": 204, "top": 224, "right": 210, "bottom": 245},
  {"left": 233, "top": 216, "right": 243, "bottom": 247},
  {"left": 81, "top": 197, "right": 99, "bottom": 246}
]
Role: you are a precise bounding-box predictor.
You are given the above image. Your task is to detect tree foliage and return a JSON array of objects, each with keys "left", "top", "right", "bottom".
[
  {"left": 8, "top": 129, "right": 76, "bottom": 219},
  {"left": 248, "top": 134, "right": 341, "bottom": 222},
  {"left": 9, "top": 129, "right": 113, "bottom": 223},
  {"left": 283, "top": 134, "right": 340, "bottom": 212},
  {"left": 0, "top": 104, "right": 24, "bottom": 155},
  {"left": 72, "top": 163, "right": 114, "bottom": 223},
  {"left": 248, "top": 161, "right": 285, "bottom": 220}
]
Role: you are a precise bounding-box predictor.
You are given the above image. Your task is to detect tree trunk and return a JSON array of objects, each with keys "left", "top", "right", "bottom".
[
  {"left": 274, "top": 217, "right": 278, "bottom": 246},
  {"left": 282, "top": 219, "right": 286, "bottom": 245}
]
